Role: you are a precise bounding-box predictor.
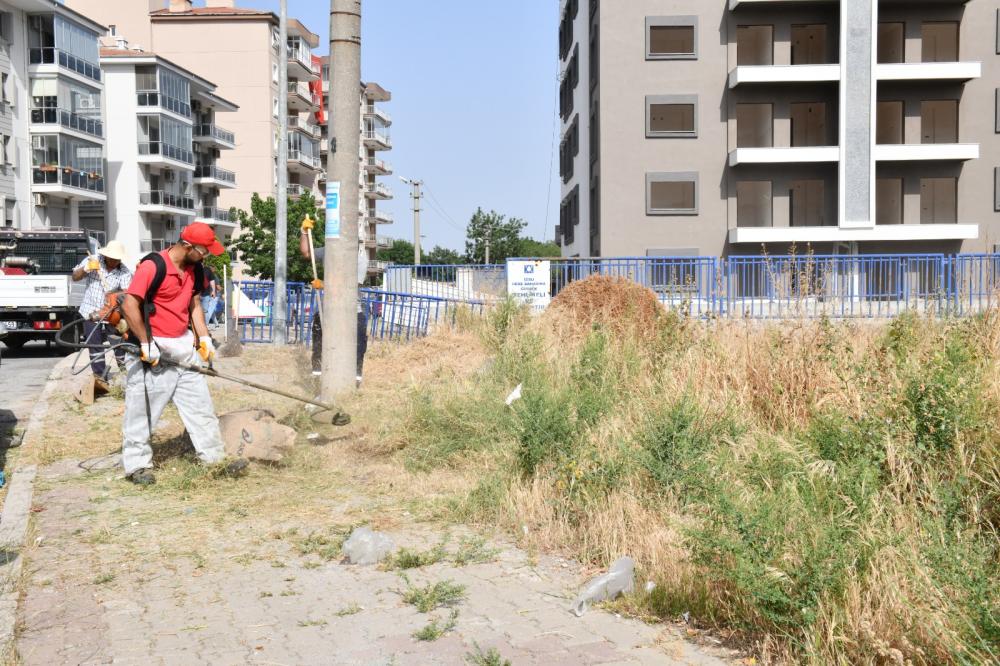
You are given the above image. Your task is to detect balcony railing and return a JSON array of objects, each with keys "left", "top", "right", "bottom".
[
  {"left": 363, "top": 129, "right": 391, "bottom": 147},
  {"left": 194, "top": 124, "right": 235, "bottom": 146},
  {"left": 28, "top": 47, "right": 101, "bottom": 82},
  {"left": 377, "top": 235, "right": 394, "bottom": 249},
  {"left": 139, "top": 190, "right": 195, "bottom": 211},
  {"left": 30, "top": 107, "right": 103, "bottom": 139},
  {"left": 366, "top": 182, "right": 392, "bottom": 198},
  {"left": 136, "top": 90, "right": 192, "bottom": 118},
  {"left": 194, "top": 164, "right": 236, "bottom": 184},
  {"left": 288, "top": 149, "right": 322, "bottom": 169},
  {"left": 287, "top": 82, "right": 321, "bottom": 107},
  {"left": 288, "top": 183, "right": 308, "bottom": 197},
  {"left": 139, "top": 142, "right": 194, "bottom": 165},
  {"left": 287, "top": 42, "right": 318, "bottom": 74},
  {"left": 364, "top": 105, "right": 392, "bottom": 126},
  {"left": 201, "top": 206, "right": 232, "bottom": 223},
  {"left": 32, "top": 165, "right": 105, "bottom": 193},
  {"left": 365, "top": 157, "right": 392, "bottom": 173},
  {"left": 288, "top": 116, "right": 320, "bottom": 137},
  {"left": 370, "top": 209, "right": 394, "bottom": 224}
]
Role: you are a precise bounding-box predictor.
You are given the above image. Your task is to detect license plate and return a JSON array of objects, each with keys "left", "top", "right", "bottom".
[{"left": 1, "top": 321, "right": 18, "bottom": 330}]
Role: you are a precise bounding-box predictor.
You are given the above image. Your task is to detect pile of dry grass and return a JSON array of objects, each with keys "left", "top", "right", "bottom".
[{"left": 544, "top": 275, "right": 664, "bottom": 341}]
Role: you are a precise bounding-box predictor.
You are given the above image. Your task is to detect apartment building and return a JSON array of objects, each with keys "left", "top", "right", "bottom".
[
  {"left": 0, "top": 0, "right": 105, "bottom": 233},
  {"left": 99, "top": 43, "right": 237, "bottom": 259},
  {"left": 558, "top": 0, "right": 999, "bottom": 258}
]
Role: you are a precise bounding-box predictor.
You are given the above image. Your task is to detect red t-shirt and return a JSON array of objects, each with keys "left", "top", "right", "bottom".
[{"left": 127, "top": 250, "right": 195, "bottom": 338}]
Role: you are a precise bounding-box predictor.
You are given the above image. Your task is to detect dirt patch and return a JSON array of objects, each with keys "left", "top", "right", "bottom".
[{"left": 544, "top": 275, "right": 665, "bottom": 341}]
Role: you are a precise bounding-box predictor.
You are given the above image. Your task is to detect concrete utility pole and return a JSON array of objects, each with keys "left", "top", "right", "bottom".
[
  {"left": 485, "top": 238, "right": 491, "bottom": 265},
  {"left": 323, "top": 0, "right": 361, "bottom": 396},
  {"left": 273, "top": 0, "right": 289, "bottom": 345},
  {"left": 400, "top": 177, "right": 423, "bottom": 264}
]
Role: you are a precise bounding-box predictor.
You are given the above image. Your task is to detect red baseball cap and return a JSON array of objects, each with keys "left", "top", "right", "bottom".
[{"left": 180, "top": 222, "right": 225, "bottom": 256}]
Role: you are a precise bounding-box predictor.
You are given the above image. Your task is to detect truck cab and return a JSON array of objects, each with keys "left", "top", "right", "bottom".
[{"left": 0, "top": 229, "right": 92, "bottom": 350}]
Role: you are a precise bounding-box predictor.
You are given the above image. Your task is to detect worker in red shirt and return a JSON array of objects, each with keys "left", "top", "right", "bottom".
[{"left": 119, "top": 223, "right": 247, "bottom": 485}]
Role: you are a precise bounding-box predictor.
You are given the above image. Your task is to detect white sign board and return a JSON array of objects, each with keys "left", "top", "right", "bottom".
[
  {"left": 233, "top": 288, "right": 266, "bottom": 319},
  {"left": 507, "top": 260, "right": 551, "bottom": 313}
]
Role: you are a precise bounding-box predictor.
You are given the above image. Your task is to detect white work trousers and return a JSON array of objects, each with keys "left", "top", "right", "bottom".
[{"left": 121, "top": 339, "right": 225, "bottom": 474}]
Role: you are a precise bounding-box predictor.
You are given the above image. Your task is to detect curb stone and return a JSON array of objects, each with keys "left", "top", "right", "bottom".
[{"left": 0, "top": 353, "right": 75, "bottom": 659}]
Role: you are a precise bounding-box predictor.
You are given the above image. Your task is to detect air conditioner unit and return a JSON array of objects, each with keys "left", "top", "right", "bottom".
[
  {"left": 32, "top": 193, "right": 47, "bottom": 207},
  {"left": 77, "top": 97, "right": 97, "bottom": 110}
]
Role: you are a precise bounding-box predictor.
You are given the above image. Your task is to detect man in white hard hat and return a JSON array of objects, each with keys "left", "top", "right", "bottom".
[{"left": 72, "top": 239, "right": 133, "bottom": 382}]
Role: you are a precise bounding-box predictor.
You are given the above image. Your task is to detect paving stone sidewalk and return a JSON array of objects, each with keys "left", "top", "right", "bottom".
[{"left": 16, "top": 466, "right": 731, "bottom": 666}]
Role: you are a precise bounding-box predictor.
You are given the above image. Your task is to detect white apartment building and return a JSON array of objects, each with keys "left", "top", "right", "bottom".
[
  {"left": 0, "top": 0, "right": 105, "bottom": 233},
  {"left": 99, "top": 43, "right": 237, "bottom": 260}
]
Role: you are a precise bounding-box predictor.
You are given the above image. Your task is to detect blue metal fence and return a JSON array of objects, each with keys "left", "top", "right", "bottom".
[{"left": 235, "top": 254, "right": 1000, "bottom": 344}]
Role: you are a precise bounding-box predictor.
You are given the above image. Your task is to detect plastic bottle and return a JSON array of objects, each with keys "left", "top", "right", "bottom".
[{"left": 571, "top": 556, "right": 635, "bottom": 617}]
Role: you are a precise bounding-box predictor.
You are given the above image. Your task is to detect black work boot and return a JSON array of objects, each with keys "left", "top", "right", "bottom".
[{"left": 126, "top": 468, "right": 156, "bottom": 486}]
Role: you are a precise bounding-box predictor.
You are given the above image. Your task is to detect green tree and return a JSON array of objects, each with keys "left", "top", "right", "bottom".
[
  {"left": 425, "top": 245, "right": 465, "bottom": 265},
  {"left": 203, "top": 249, "right": 231, "bottom": 279},
  {"left": 229, "top": 193, "right": 324, "bottom": 282},
  {"left": 516, "top": 237, "right": 561, "bottom": 258},
  {"left": 464, "top": 208, "right": 527, "bottom": 264},
  {"left": 376, "top": 238, "right": 415, "bottom": 265}
]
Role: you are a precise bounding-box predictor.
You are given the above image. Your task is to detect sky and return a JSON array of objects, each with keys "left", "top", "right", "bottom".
[{"left": 220, "top": 0, "right": 561, "bottom": 253}]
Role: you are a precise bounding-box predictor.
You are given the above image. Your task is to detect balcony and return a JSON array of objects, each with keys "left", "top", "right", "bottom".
[
  {"left": 288, "top": 116, "right": 321, "bottom": 138},
  {"left": 729, "top": 146, "right": 839, "bottom": 166},
  {"left": 28, "top": 47, "right": 101, "bottom": 83},
  {"left": 363, "top": 129, "right": 392, "bottom": 151},
  {"left": 729, "top": 224, "right": 979, "bottom": 245},
  {"left": 288, "top": 149, "right": 322, "bottom": 173},
  {"left": 287, "top": 82, "right": 320, "bottom": 111},
  {"left": 287, "top": 42, "right": 320, "bottom": 81},
  {"left": 876, "top": 62, "right": 981, "bottom": 83},
  {"left": 193, "top": 124, "right": 235, "bottom": 149},
  {"left": 138, "top": 142, "right": 195, "bottom": 170},
  {"left": 370, "top": 209, "right": 394, "bottom": 225},
  {"left": 364, "top": 157, "right": 392, "bottom": 175},
  {"left": 31, "top": 165, "right": 106, "bottom": 201},
  {"left": 198, "top": 206, "right": 236, "bottom": 228},
  {"left": 194, "top": 164, "right": 237, "bottom": 188},
  {"left": 368, "top": 260, "right": 389, "bottom": 273},
  {"left": 137, "top": 90, "right": 192, "bottom": 119},
  {"left": 730, "top": 0, "right": 838, "bottom": 7},
  {"left": 728, "top": 64, "right": 840, "bottom": 88},
  {"left": 364, "top": 181, "right": 392, "bottom": 200},
  {"left": 874, "top": 143, "right": 979, "bottom": 162},
  {"left": 377, "top": 234, "right": 394, "bottom": 249},
  {"left": 364, "top": 105, "right": 392, "bottom": 127},
  {"left": 29, "top": 107, "right": 103, "bottom": 140},
  {"left": 288, "top": 183, "right": 309, "bottom": 199},
  {"left": 138, "top": 190, "right": 196, "bottom": 216}
]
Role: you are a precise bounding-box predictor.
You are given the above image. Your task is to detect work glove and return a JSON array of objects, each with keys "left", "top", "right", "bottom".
[
  {"left": 140, "top": 342, "right": 161, "bottom": 367},
  {"left": 300, "top": 216, "right": 315, "bottom": 233},
  {"left": 311, "top": 278, "right": 324, "bottom": 290},
  {"left": 198, "top": 336, "right": 216, "bottom": 364}
]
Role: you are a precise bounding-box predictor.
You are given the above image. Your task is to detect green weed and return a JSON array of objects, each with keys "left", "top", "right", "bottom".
[
  {"left": 400, "top": 577, "right": 467, "bottom": 613},
  {"left": 412, "top": 609, "right": 459, "bottom": 641},
  {"left": 464, "top": 643, "right": 512, "bottom": 666}
]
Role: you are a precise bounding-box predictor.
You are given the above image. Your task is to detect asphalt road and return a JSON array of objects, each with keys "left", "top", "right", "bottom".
[{"left": 1, "top": 341, "right": 67, "bottom": 446}]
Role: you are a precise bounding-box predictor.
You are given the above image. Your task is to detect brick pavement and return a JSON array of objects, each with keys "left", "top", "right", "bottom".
[{"left": 16, "top": 469, "right": 731, "bottom": 666}]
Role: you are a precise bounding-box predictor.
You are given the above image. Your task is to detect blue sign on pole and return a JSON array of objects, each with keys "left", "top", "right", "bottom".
[{"left": 325, "top": 182, "right": 341, "bottom": 239}]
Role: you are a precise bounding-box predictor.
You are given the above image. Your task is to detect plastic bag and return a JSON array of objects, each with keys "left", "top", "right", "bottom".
[
  {"left": 571, "top": 556, "right": 635, "bottom": 617},
  {"left": 342, "top": 526, "right": 395, "bottom": 565}
]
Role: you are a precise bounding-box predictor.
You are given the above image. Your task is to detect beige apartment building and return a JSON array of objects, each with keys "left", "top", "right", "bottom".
[
  {"left": 558, "top": 0, "right": 1000, "bottom": 258},
  {"left": 68, "top": 0, "right": 394, "bottom": 275}
]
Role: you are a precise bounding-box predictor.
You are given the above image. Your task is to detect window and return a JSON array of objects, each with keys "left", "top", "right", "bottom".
[
  {"left": 559, "top": 46, "right": 578, "bottom": 121},
  {"left": 646, "top": 96, "right": 696, "bottom": 137},
  {"left": 921, "top": 100, "right": 958, "bottom": 143},
  {"left": 876, "top": 178, "right": 903, "bottom": 224},
  {"left": 790, "top": 102, "right": 829, "bottom": 147},
  {"left": 736, "top": 103, "right": 773, "bottom": 147},
  {"left": 791, "top": 24, "right": 829, "bottom": 65},
  {"left": 737, "top": 181, "right": 772, "bottom": 228},
  {"left": 922, "top": 22, "right": 958, "bottom": 62},
  {"left": 590, "top": 175, "right": 600, "bottom": 255},
  {"left": 646, "top": 17, "right": 697, "bottom": 60},
  {"left": 878, "top": 22, "right": 904, "bottom": 64},
  {"left": 1, "top": 73, "right": 9, "bottom": 107},
  {"left": 272, "top": 96, "right": 279, "bottom": 119},
  {"left": 737, "top": 25, "right": 773, "bottom": 66},
  {"left": 877, "top": 101, "right": 904, "bottom": 144},
  {"left": 272, "top": 62, "right": 279, "bottom": 84},
  {"left": 560, "top": 116, "right": 579, "bottom": 183},
  {"left": 790, "top": 180, "right": 826, "bottom": 226},
  {"left": 108, "top": 25, "right": 116, "bottom": 37},
  {"left": 560, "top": 185, "right": 579, "bottom": 245},
  {"left": 559, "top": 1, "right": 576, "bottom": 61},
  {"left": 0, "top": 12, "right": 12, "bottom": 45},
  {"left": 647, "top": 173, "right": 697, "bottom": 215},
  {"left": 920, "top": 177, "right": 957, "bottom": 223},
  {"left": 3, "top": 198, "right": 13, "bottom": 227},
  {"left": 2, "top": 134, "right": 11, "bottom": 166}
]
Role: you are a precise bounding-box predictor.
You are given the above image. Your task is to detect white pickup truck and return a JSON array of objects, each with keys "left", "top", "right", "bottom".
[{"left": 0, "top": 229, "right": 91, "bottom": 350}]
